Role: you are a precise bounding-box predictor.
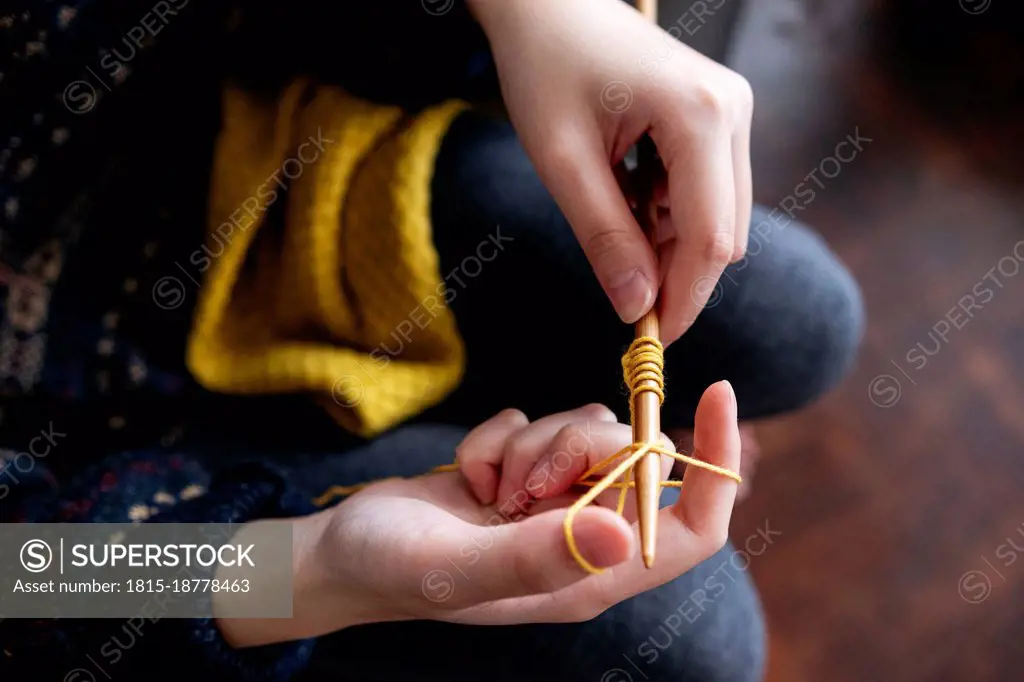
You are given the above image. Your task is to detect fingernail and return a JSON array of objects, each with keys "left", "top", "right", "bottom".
[
  {"left": 722, "top": 380, "right": 737, "bottom": 411},
  {"left": 573, "top": 514, "right": 628, "bottom": 569},
  {"left": 525, "top": 456, "right": 553, "bottom": 497},
  {"left": 608, "top": 269, "right": 654, "bottom": 323}
]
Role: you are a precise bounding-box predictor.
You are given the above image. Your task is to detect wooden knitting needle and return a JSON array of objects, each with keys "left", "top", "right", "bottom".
[
  {"left": 637, "top": 0, "right": 658, "bottom": 21},
  {"left": 634, "top": 0, "right": 661, "bottom": 569}
]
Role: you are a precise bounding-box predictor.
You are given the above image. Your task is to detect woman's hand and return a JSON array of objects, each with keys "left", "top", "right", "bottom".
[
  {"left": 454, "top": 402, "right": 677, "bottom": 523},
  {"left": 217, "top": 382, "right": 739, "bottom": 647},
  {"left": 468, "top": 0, "right": 754, "bottom": 344}
]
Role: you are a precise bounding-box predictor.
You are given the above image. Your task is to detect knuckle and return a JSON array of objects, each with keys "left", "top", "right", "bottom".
[
  {"left": 703, "top": 230, "right": 735, "bottom": 267},
  {"left": 556, "top": 600, "right": 590, "bottom": 623},
  {"left": 702, "top": 526, "right": 730, "bottom": 558},
  {"left": 731, "top": 73, "right": 754, "bottom": 115},
  {"left": 582, "top": 228, "right": 630, "bottom": 264},
  {"left": 504, "top": 437, "right": 533, "bottom": 469},
  {"left": 579, "top": 402, "right": 616, "bottom": 423},
  {"left": 693, "top": 82, "right": 729, "bottom": 119},
  {"left": 568, "top": 600, "right": 600, "bottom": 622},
  {"left": 732, "top": 235, "right": 748, "bottom": 261},
  {"left": 497, "top": 408, "right": 529, "bottom": 427},
  {"left": 543, "top": 135, "right": 582, "bottom": 176},
  {"left": 454, "top": 440, "right": 471, "bottom": 467},
  {"left": 551, "top": 424, "right": 585, "bottom": 459},
  {"left": 580, "top": 592, "right": 618, "bottom": 621}
]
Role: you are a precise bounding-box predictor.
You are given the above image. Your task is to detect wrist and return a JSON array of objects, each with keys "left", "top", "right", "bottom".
[{"left": 215, "top": 510, "right": 355, "bottom": 648}]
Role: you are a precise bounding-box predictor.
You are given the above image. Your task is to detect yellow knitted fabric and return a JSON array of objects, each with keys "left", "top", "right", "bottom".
[{"left": 187, "top": 80, "right": 469, "bottom": 437}]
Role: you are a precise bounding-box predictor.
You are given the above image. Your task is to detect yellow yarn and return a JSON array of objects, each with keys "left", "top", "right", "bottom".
[
  {"left": 622, "top": 336, "right": 665, "bottom": 418},
  {"left": 314, "top": 338, "right": 741, "bottom": 574},
  {"left": 187, "top": 79, "right": 470, "bottom": 437},
  {"left": 564, "top": 336, "right": 740, "bottom": 574}
]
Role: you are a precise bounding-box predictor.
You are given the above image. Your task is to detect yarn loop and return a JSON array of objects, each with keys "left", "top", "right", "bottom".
[{"left": 314, "top": 339, "right": 742, "bottom": 575}]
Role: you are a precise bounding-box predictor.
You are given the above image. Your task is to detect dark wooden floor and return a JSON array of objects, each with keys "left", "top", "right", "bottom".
[{"left": 723, "top": 2, "right": 1024, "bottom": 681}]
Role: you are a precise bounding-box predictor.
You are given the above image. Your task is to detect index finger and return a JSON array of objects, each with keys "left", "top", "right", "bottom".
[{"left": 653, "top": 124, "right": 736, "bottom": 345}]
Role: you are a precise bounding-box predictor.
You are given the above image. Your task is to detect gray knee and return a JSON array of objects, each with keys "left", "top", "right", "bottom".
[
  {"left": 591, "top": 542, "right": 767, "bottom": 682},
  {"left": 727, "top": 210, "right": 865, "bottom": 417}
]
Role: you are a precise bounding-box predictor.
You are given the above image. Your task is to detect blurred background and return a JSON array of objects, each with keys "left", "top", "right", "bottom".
[{"left": 661, "top": 0, "right": 1024, "bottom": 680}]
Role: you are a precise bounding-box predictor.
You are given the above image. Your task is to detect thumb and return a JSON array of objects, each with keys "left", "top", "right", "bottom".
[
  {"left": 457, "top": 506, "right": 635, "bottom": 603},
  {"left": 539, "top": 128, "right": 658, "bottom": 323}
]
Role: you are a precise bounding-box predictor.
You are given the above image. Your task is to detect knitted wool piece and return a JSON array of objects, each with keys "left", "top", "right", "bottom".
[{"left": 187, "top": 80, "right": 468, "bottom": 437}]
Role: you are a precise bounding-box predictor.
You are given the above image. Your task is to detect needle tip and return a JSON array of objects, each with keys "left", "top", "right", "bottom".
[{"left": 636, "top": 449, "right": 661, "bottom": 571}]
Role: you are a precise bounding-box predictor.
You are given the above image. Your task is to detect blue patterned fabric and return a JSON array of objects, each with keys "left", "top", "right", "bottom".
[
  {"left": 0, "top": 0, "right": 229, "bottom": 451},
  {"left": 0, "top": 441, "right": 317, "bottom": 681},
  {"left": 0, "top": 2, "right": 488, "bottom": 679}
]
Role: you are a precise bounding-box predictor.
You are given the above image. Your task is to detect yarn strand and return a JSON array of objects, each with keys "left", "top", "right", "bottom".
[{"left": 313, "top": 339, "right": 741, "bottom": 574}]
